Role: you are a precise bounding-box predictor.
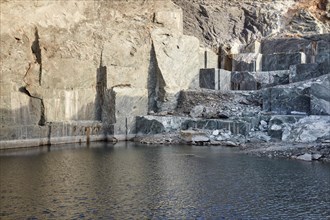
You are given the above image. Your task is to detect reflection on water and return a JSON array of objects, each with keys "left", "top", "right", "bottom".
[{"left": 0, "top": 142, "right": 330, "bottom": 219}]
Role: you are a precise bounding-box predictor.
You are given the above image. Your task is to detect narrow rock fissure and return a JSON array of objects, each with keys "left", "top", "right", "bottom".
[
  {"left": 31, "top": 27, "right": 42, "bottom": 85},
  {"left": 19, "top": 86, "right": 46, "bottom": 126}
]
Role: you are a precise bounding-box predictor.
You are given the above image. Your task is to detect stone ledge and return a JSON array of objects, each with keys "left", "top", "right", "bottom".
[{"left": 0, "top": 135, "right": 106, "bottom": 150}]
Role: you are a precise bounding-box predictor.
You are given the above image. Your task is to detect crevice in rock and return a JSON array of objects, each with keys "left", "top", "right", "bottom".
[
  {"left": 148, "top": 43, "right": 168, "bottom": 113},
  {"left": 95, "top": 49, "right": 107, "bottom": 121},
  {"left": 147, "top": 43, "right": 159, "bottom": 112},
  {"left": 31, "top": 27, "right": 42, "bottom": 85},
  {"left": 19, "top": 86, "right": 46, "bottom": 126}
]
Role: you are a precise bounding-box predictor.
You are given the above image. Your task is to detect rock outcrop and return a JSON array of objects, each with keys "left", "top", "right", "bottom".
[
  {"left": 1, "top": 0, "right": 329, "bottom": 153},
  {"left": 173, "top": 0, "right": 330, "bottom": 48},
  {"left": 0, "top": 0, "right": 203, "bottom": 148}
]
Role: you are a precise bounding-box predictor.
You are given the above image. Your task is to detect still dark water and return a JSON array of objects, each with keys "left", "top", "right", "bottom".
[{"left": 0, "top": 142, "right": 330, "bottom": 219}]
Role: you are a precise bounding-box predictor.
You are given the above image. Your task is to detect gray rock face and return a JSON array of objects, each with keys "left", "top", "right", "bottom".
[
  {"left": 261, "top": 36, "right": 323, "bottom": 55},
  {"left": 310, "top": 74, "right": 330, "bottom": 115},
  {"left": 136, "top": 115, "right": 257, "bottom": 136},
  {"left": 261, "top": 52, "right": 305, "bottom": 71},
  {"left": 177, "top": 90, "right": 262, "bottom": 118},
  {"left": 199, "top": 68, "right": 231, "bottom": 91},
  {"left": 151, "top": 28, "right": 200, "bottom": 112},
  {"left": 268, "top": 115, "right": 304, "bottom": 140},
  {"left": 316, "top": 52, "right": 330, "bottom": 64},
  {"left": 263, "top": 86, "right": 310, "bottom": 115},
  {"left": 199, "top": 69, "right": 217, "bottom": 90},
  {"left": 173, "top": 0, "right": 329, "bottom": 47},
  {"left": 231, "top": 70, "right": 291, "bottom": 91},
  {"left": 109, "top": 87, "right": 148, "bottom": 137},
  {"left": 281, "top": 116, "right": 330, "bottom": 143},
  {"left": 289, "top": 63, "right": 329, "bottom": 83},
  {"left": 189, "top": 105, "right": 204, "bottom": 118},
  {"left": 232, "top": 53, "right": 260, "bottom": 72},
  {"left": 231, "top": 72, "right": 259, "bottom": 90},
  {"left": 180, "top": 130, "right": 209, "bottom": 143},
  {"left": 0, "top": 121, "right": 105, "bottom": 149},
  {"left": 262, "top": 74, "right": 330, "bottom": 116}
]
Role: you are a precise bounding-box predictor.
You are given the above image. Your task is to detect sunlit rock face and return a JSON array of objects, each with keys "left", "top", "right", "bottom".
[
  {"left": 0, "top": 0, "right": 329, "bottom": 148},
  {"left": 173, "top": 0, "right": 329, "bottom": 48},
  {"left": 0, "top": 0, "right": 201, "bottom": 147}
]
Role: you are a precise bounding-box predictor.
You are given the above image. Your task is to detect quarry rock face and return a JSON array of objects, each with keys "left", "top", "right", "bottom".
[
  {"left": 1, "top": 0, "right": 330, "bottom": 149},
  {"left": 0, "top": 0, "right": 199, "bottom": 147},
  {"left": 151, "top": 28, "right": 200, "bottom": 111},
  {"left": 173, "top": 0, "right": 329, "bottom": 47}
]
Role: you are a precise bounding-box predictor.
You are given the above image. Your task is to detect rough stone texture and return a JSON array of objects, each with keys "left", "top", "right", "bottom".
[
  {"left": 199, "top": 47, "right": 218, "bottom": 69},
  {"left": 263, "top": 74, "right": 330, "bottom": 115},
  {"left": 265, "top": 86, "right": 311, "bottom": 115},
  {"left": 282, "top": 116, "right": 330, "bottom": 142},
  {"left": 199, "top": 68, "right": 231, "bottom": 91},
  {"left": 261, "top": 35, "right": 330, "bottom": 63},
  {"left": 180, "top": 130, "right": 210, "bottom": 143},
  {"left": 231, "top": 72, "right": 260, "bottom": 90},
  {"left": 310, "top": 74, "right": 330, "bottom": 115},
  {"left": 0, "top": 121, "right": 105, "bottom": 149},
  {"left": 231, "top": 70, "right": 291, "bottom": 90},
  {"left": 219, "top": 69, "right": 232, "bottom": 91},
  {"left": 261, "top": 52, "right": 306, "bottom": 71},
  {"left": 267, "top": 115, "right": 305, "bottom": 140},
  {"left": 136, "top": 116, "right": 187, "bottom": 135},
  {"left": 232, "top": 53, "right": 260, "bottom": 72},
  {"left": 315, "top": 52, "right": 330, "bottom": 63},
  {"left": 172, "top": 0, "right": 329, "bottom": 47},
  {"left": 109, "top": 87, "right": 148, "bottom": 137},
  {"left": 267, "top": 70, "right": 291, "bottom": 87},
  {"left": 199, "top": 69, "right": 217, "bottom": 90},
  {"left": 177, "top": 89, "right": 262, "bottom": 118},
  {"left": 151, "top": 28, "right": 200, "bottom": 111},
  {"left": 154, "top": 7, "right": 184, "bottom": 34},
  {"left": 189, "top": 105, "right": 205, "bottom": 118},
  {"left": 2, "top": 0, "right": 330, "bottom": 149},
  {"left": 0, "top": 0, "right": 191, "bottom": 146},
  {"left": 289, "top": 63, "right": 329, "bottom": 83},
  {"left": 135, "top": 115, "right": 256, "bottom": 136},
  {"left": 261, "top": 35, "right": 327, "bottom": 54}
]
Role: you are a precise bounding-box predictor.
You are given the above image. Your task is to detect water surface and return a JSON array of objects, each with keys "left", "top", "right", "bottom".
[{"left": 1, "top": 142, "right": 329, "bottom": 219}]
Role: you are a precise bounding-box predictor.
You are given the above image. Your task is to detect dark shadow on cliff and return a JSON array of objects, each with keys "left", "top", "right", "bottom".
[
  {"left": 147, "top": 43, "right": 167, "bottom": 113},
  {"left": 95, "top": 50, "right": 107, "bottom": 121}
]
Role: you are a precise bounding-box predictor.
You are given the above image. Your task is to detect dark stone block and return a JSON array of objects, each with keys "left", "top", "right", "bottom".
[
  {"left": 269, "top": 87, "right": 311, "bottom": 115},
  {"left": 268, "top": 70, "right": 290, "bottom": 86},
  {"left": 289, "top": 63, "right": 323, "bottom": 83},
  {"left": 317, "top": 40, "right": 330, "bottom": 54},
  {"left": 136, "top": 116, "right": 165, "bottom": 135},
  {"left": 310, "top": 74, "right": 330, "bottom": 115},
  {"left": 231, "top": 72, "right": 258, "bottom": 90},
  {"left": 316, "top": 53, "right": 330, "bottom": 64},
  {"left": 268, "top": 115, "right": 304, "bottom": 140},
  {"left": 261, "top": 38, "right": 311, "bottom": 54},
  {"left": 199, "top": 68, "right": 231, "bottom": 90},
  {"left": 262, "top": 53, "right": 304, "bottom": 71},
  {"left": 200, "top": 68, "right": 216, "bottom": 90},
  {"left": 232, "top": 54, "right": 256, "bottom": 72}
]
